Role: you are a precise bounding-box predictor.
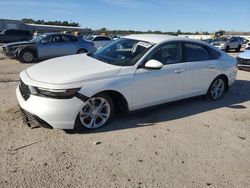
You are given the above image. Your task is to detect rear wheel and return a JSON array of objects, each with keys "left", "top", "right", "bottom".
[
  {"left": 235, "top": 45, "right": 241, "bottom": 52},
  {"left": 19, "top": 49, "right": 35, "bottom": 63},
  {"left": 207, "top": 77, "right": 226, "bottom": 100},
  {"left": 76, "top": 93, "right": 114, "bottom": 130}
]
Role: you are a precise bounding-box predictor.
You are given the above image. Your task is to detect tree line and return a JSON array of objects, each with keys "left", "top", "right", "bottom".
[{"left": 21, "top": 18, "right": 80, "bottom": 27}]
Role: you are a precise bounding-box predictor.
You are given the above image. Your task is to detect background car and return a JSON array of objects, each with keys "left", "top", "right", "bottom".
[
  {"left": 211, "top": 36, "right": 242, "bottom": 52},
  {"left": 237, "top": 50, "right": 250, "bottom": 72},
  {"left": 2, "top": 33, "right": 96, "bottom": 63},
  {"left": 85, "top": 35, "right": 112, "bottom": 48},
  {"left": 0, "top": 29, "right": 33, "bottom": 43},
  {"left": 202, "top": 38, "right": 214, "bottom": 44},
  {"left": 16, "top": 34, "right": 237, "bottom": 130},
  {"left": 245, "top": 42, "right": 250, "bottom": 50}
]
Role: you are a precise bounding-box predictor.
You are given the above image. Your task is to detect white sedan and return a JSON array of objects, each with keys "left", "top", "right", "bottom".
[
  {"left": 85, "top": 35, "right": 112, "bottom": 49},
  {"left": 17, "top": 34, "right": 237, "bottom": 130}
]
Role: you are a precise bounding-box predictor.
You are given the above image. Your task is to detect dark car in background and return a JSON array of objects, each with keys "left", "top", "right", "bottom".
[
  {"left": 0, "top": 29, "right": 33, "bottom": 43},
  {"left": 2, "top": 33, "right": 96, "bottom": 63}
]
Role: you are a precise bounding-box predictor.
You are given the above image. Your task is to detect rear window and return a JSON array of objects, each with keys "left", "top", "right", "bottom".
[
  {"left": 208, "top": 47, "right": 221, "bottom": 59},
  {"left": 183, "top": 43, "right": 210, "bottom": 62}
]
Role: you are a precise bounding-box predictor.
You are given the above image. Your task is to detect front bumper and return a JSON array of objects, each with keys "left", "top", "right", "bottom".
[
  {"left": 16, "top": 86, "right": 86, "bottom": 129},
  {"left": 2, "top": 46, "right": 17, "bottom": 58},
  {"left": 20, "top": 107, "right": 53, "bottom": 129},
  {"left": 237, "top": 64, "right": 250, "bottom": 72}
]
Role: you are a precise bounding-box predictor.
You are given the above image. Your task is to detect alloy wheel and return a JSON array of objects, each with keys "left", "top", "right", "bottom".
[
  {"left": 210, "top": 78, "right": 225, "bottom": 100},
  {"left": 79, "top": 97, "right": 111, "bottom": 129},
  {"left": 22, "top": 51, "right": 34, "bottom": 63}
]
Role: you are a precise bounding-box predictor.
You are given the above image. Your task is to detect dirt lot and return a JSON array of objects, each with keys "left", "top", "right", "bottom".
[{"left": 0, "top": 47, "right": 249, "bottom": 188}]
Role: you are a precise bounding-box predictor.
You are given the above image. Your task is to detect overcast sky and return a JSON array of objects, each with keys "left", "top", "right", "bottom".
[{"left": 0, "top": 0, "right": 249, "bottom": 32}]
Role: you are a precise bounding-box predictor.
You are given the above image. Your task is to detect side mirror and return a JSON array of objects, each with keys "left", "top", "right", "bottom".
[{"left": 144, "top": 59, "right": 163, "bottom": 70}]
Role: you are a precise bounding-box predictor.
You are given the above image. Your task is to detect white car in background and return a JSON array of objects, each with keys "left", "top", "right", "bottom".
[
  {"left": 17, "top": 34, "right": 237, "bottom": 130},
  {"left": 85, "top": 35, "right": 112, "bottom": 48},
  {"left": 246, "top": 41, "right": 250, "bottom": 50},
  {"left": 237, "top": 50, "right": 250, "bottom": 72},
  {"left": 212, "top": 36, "right": 242, "bottom": 52}
]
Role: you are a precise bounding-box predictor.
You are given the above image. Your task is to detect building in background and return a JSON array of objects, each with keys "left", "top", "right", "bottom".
[{"left": 0, "top": 19, "right": 92, "bottom": 36}]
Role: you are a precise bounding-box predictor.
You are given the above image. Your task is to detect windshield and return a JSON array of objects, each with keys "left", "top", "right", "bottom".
[
  {"left": 214, "top": 38, "right": 229, "bottom": 42},
  {"left": 30, "top": 34, "right": 47, "bottom": 42},
  {"left": 91, "top": 38, "right": 154, "bottom": 66}
]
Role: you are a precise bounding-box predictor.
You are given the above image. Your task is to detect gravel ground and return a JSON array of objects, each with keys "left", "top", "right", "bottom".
[{"left": 0, "top": 48, "right": 249, "bottom": 188}]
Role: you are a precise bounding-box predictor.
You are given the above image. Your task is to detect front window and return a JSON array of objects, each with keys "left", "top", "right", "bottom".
[
  {"left": 31, "top": 34, "right": 47, "bottom": 42},
  {"left": 91, "top": 38, "right": 155, "bottom": 66}
]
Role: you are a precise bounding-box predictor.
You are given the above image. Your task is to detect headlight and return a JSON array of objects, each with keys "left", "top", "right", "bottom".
[
  {"left": 220, "top": 43, "right": 225, "bottom": 47},
  {"left": 34, "top": 87, "right": 81, "bottom": 99}
]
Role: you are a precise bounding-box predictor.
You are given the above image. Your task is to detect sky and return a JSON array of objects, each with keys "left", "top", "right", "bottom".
[{"left": 0, "top": 0, "right": 249, "bottom": 32}]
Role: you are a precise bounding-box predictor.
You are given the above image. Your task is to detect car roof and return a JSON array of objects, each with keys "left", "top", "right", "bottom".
[{"left": 123, "top": 34, "right": 209, "bottom": 45}]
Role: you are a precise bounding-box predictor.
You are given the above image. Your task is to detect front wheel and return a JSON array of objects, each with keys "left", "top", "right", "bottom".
[
  {"left": 19, "top": 49, "right": 35, "bottom": 63},
  {"left": 206, "top": 77, "right": 226, "bottom": 100},
  {"left": 76, "top": 94, "right": 114, "bottom": 129}
]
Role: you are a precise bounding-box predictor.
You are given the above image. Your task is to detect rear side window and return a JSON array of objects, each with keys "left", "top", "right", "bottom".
[
  {"left": 207, "top": 47, "right": 221, "bottom": 59},
  {"left": 183, "top": 43, "right": 210, "bottom": 62}
]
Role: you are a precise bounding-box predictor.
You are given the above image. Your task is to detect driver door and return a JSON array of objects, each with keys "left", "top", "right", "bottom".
[{"left": 132, "top": 42, "right": 186, "bottom": 110}]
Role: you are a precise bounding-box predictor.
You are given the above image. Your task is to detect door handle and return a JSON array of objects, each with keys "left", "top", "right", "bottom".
[
  {"left": 174, "top": 69, "right": 184, "bottom": 73},
  {"left": 207, "top": 65, "right": 216, "bottom": 69}
]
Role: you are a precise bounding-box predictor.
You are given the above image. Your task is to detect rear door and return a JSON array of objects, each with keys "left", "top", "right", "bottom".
[{"left": 182, "top": 42, "right": 219, "bottom": 98}]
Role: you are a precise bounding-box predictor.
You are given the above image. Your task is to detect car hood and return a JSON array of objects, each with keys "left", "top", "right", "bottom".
[
  {"left": 3, "top": 41, "right": 36, "bottom": 47},
  {"left": 25, "top": 54, "right": 122, "bottom": 84},
  {"left": 238, "top": 50, "right": 250, "bottom": 59}
]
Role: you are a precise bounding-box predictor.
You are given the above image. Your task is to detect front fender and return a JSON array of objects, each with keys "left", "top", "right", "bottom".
[{"left": 17, "top": 45, "right": 38, "bottom": 58}]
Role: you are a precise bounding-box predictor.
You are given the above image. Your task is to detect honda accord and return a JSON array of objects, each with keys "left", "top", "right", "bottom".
[{"left": 16, "top": 34, "right": 237, "bottom": 130}]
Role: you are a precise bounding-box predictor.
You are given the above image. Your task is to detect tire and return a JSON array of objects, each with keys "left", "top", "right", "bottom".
[
  {"left": 225, "top": 46, "right": 230, "bottom": 52},
  {"left": 75, "top": 93, "right": 114, "bottom": 130},
  {"left": 19, "top": 49, "right": 35, "bottom": 63},
  {"left": 77, "top": 49, "right": 88, "bottom": 54},
  {"left": 235, "top": 45, "right": 241, "bottom": 52},
  {"left": 206, "top": 76, "right": 226, "bottom": 101}
]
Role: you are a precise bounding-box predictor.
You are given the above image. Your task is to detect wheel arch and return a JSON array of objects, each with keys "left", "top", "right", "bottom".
[
  {"left": 211, "top": 74, "right": 229, "bottom": 92},
  {"left": 18, "top": 47, "right": 38, "bottom": 58},
  {"left": 95, "top": 90, "right": 129, "bottom": 114},
  {"left": 76, "top": 48, "right": 88, "bottom": 54}
]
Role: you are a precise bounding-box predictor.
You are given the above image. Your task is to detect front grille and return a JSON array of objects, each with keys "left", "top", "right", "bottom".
[{"left": 19, "top": 80, "right": 31, "bottom": 100}]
